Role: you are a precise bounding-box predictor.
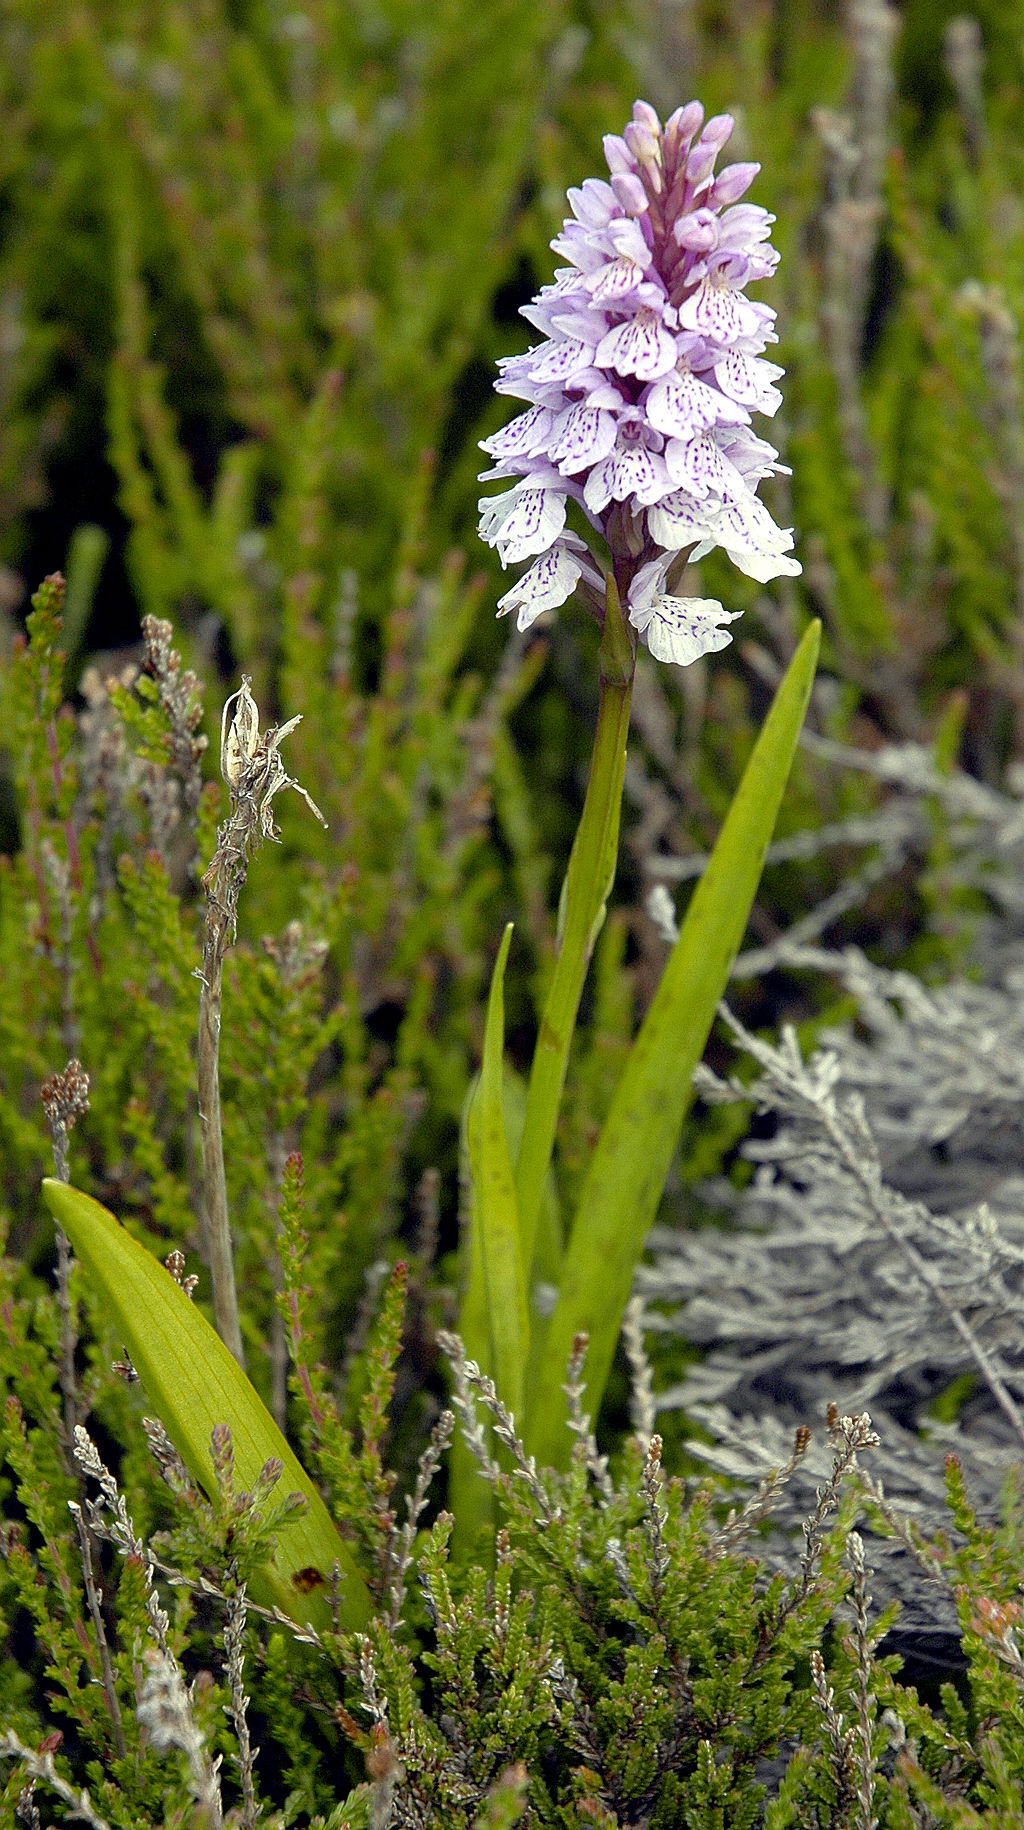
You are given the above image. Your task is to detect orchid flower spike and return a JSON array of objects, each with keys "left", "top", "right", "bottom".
[{"left": 478, "top": 99, "right": 801, "bottom": 667}]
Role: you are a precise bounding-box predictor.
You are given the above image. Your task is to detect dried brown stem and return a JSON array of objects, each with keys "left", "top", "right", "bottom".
[{"left": 197, "top": 680, "right": 326, "bottom": 1368}]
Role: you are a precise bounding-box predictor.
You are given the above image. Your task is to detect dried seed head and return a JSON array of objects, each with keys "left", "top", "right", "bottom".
[{"left": 220, "top": 679, "right": 262, "bottom": 789}]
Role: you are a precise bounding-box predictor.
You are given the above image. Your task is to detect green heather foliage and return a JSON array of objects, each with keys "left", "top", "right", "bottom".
[{"left": 3, "top": 1, "right": 1024, "bottom": 1825}]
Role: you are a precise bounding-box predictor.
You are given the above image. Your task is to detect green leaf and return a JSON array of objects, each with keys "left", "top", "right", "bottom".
[
  {"left": 524, "top": 620, "right": 822, "bottom": 1468},
  {"left": 41, "top": 1178, "right": 373, "bottom": 1634},
  {"left": 466, "top": 923, "right": 528, "bottom": 1420}
]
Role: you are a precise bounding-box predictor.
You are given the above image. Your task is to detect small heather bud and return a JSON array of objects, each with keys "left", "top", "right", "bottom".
[{"left": 478, "top": 98, "right": 801, "bottom": 668}]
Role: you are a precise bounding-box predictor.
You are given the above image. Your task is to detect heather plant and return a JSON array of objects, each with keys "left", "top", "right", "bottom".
[{"left": 4, "top": 2, "right": 1024, "bottom": 1826}]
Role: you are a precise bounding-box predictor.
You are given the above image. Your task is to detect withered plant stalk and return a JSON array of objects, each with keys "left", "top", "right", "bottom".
[
  {"left": 197, "top": 885, "right": 245, "bottom": 1365},
  {"left": 199, "top": 680, "right": 326, "bottom": 1369}
]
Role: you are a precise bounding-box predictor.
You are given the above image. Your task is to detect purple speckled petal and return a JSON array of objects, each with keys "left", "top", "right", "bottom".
[
  {"left": 645, "top": 369, "right": 749, "bottom": 439},
  {"left": 665, "top": 432, "right": 746, "bottom": 501},
  {"left": 628, "top": 573, "right": 741, "bottom": 665},
  {"left": 711, "top": 497, "right": 802, "bottom": 580},
  {"left": 646, "top": 490, "right": 722, "bottom": 549},
  {"left": 526, "top": 337, "right": 596, "bottom": 386},
  {"left": 549, "top": 403, "right": 619, "bottom": 474},
  {"left": 605, "top": 216, "right": 653, "bottom": 264},
  {"left": 586, "top": 257, "right": 648, "bottom": 305},
  {"left": 497, "top": 541, "right": 583, "bottom": 628},
  {"left": 711, "top": 350, "right": 784, "bottom": 415},
  {"left": 677, "top": 275, "right": 766, "bottom": 342},
  {"left": 595, "top": 309, "right": 678, "bottom": 380},
  {"left": 478, "top": 485, "right": 568, "bottom": 563},
  {"left": 720, "top": 426, "right": 786, "bottom": 483},
  {"left": 479, "top": 405, "right": 555, "bottom": 461},
  {"left": 583, "top": 441, "right": 668, "bottom": 514}
]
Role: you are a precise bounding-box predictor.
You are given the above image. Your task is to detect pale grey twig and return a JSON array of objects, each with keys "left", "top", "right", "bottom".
[
  {"left": 791, "top": 1409, "right": 881, "bottom": 1621},
  {"left": 798, "top": 731, "right": 1020, "bottom": 824},
  {"left": 854, "top": 1469, "right": 956, "bottom": 1587},
  {"left": 732, "top": 839, "right": 906, "bottom": 979},
  {"left": 435, "top": 1331, "right": 501, "bottom": 1483},
  {"left": 810, "top": 1649, "right": 859, "bottom": 1821},
  {"left": 223, "top": 1583, "right": 259, "bottom": 1830},
  {"left": 621, "top": 1295, "right": 657, "bottom": 1446},
  {"left": 846, "top": 1531, "right": 880, "bottom": 1830},
  {"left": 647, "top": 807, "right": 923, "bottom": 882},
  {"left": 719, "top": 1003, "right": 1024, "bottom": 1454},
  {"left": 563, "top": 1334, "right": 613, "bottom": 1503},
  {"left": 0, "top": 1733, "right": 114, "bottom": 1830},
  {"left": 436, "top": 1331, "right": 557, "bottom": 1521},
  {"left": 382, "top": 1409, "right": 454, "bottom": 1631},
  {"left": 71, "top": 1426, "right": 173, "bottom": 1663},
  {"left": 136, "top": 1648, "right": 223, "bottom": 1829},
  {"left": 139, "top": 615, "right": 207, "bottom": 828},
  {"left": 958, "top": 281, "right": 1024, "bottom": 659},
  {"left": 71, "top": 1503, "right": 126, "bottom": 1761},
  {"left": 812, "top": 0, "right": 898, "bottom": 540},
  {"left": 944, "top": 15, "right": 986, "bottom": 162},
  {"left": 709, "top": 1424, "right": 813, "bottom": 1560},
  {"left": 640, "top": 1434, "right": 669, "bottom": 1598},
  {"left": 72, "top": 1426, "right": 224, "bottom": 1825}
]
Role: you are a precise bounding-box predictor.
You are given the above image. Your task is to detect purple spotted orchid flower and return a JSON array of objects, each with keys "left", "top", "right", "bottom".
[{"left": 477, "top": 100, "right": 801, "bottom": 667}]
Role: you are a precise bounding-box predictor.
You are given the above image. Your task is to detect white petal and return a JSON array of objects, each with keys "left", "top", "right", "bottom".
[
  {"left": 497, "top": 543, "right": 583, "bottom": 629},
  {"left": 478, "top": 486, "right": 567, "bottom": 563},
  {"left": 700, "top": 496, "right": 803, "bottom": 581},
  {"left": 713, "top": 349, "right": 782, "bottom": 415},
  {"left": 665, "top": 433, "right": 747, "bottom": 501},
  {"left": 645, "top": 369, "right": 748, "bottom": 440},
  {"left": 585, "top": 257, "right": 647, "bottom": 305},
  {"left": 479, "top": 405, "right": 554, "bottom": 461},
  {"left": 549, "top": 403, "right": 618, "bottom": 475},
  {"left": 677, "top": 275, "right": 767, "bottom": 343},
  {"left": 721, "top": 544, "right": 803, "bottom": 583},
  {"left": 629, "top": 593, "right": 742, "bottom": 666},
  {"left": 646, "top": 490, "right": 722, "bottom": 549},
  {"left": 584, "top": 442, "right": 668, "bottom": 514},
  {"left": 596, "top": 309, "right": 678, "bottom": 380},
  {"left": 526, "top": 337, "right": 595, "bottom": 385}
]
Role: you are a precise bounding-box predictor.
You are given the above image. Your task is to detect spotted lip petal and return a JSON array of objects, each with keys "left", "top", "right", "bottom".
[
  {"left": 497, "top": 535, "right": 604, "bottom": 632},
  {"left": 627, "top": 559, "right": 743, "bottom": 665},
  {"left": 477, "top": 98, "right": 801, "bottom": 664}
]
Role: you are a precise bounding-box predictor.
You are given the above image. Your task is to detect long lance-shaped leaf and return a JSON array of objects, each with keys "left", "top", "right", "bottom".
[
  {"left": 450, "top": 927, "right": 530, "bottom": 1547},
  {"left": 524, "top": 620, "right": 821, "bottom": 1469},
  {"left": 467, "top": 923, "right": 528, "bottom": 1419},
  {"left": 41, "top": 1178, "right": 373, "bottom": 1634}
]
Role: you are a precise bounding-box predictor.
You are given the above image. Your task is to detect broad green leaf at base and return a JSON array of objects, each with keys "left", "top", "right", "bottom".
[{"left": 42, "top": 1177, "right": 373, "bottom": 1634}]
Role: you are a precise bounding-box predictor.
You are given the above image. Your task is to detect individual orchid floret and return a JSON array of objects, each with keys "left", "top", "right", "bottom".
[
  {"left": 627, "top": 557, "right": 741, "bottom": 666},
  {"left": 477, "top": 98, "right": 801, "bottom": 666}
]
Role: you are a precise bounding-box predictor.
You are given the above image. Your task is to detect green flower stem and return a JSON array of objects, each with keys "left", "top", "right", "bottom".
[{"left": 514, "top": 577, "right": 635, "bottom": 1277}]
